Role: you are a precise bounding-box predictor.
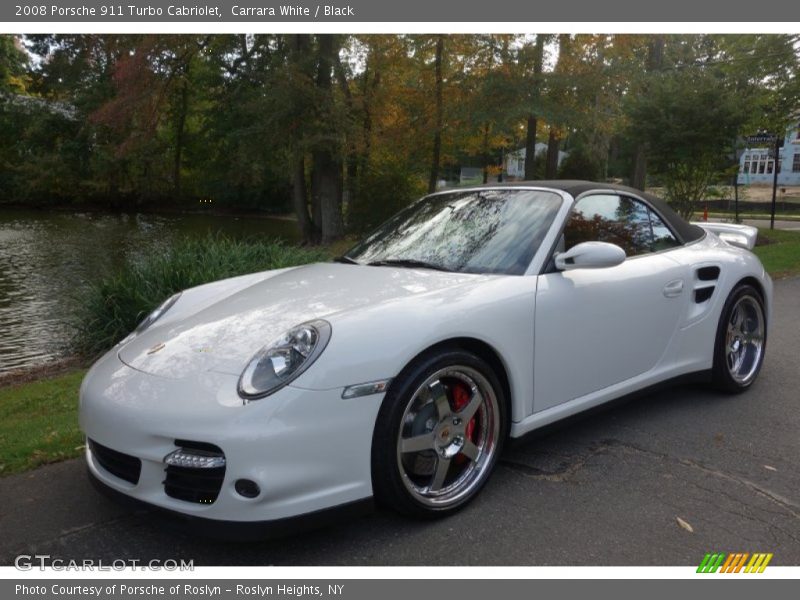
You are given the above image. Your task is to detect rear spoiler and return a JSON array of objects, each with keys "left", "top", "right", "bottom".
[{"left": 691, "top": 222, "right": 758, "bottom": 250}]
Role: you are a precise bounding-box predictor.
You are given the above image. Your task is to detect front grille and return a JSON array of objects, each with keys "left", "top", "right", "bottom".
[
  {"left": 163, "top": 441, "right": 226, "bottom": 504},
  {"left": 89, "top": 439, "right": 141, "bottom": 484}
]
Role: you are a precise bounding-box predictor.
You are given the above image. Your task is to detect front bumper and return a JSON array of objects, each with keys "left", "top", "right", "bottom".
[
  {"left": 87, "top": 467, "right": 373, "bottom": 540},
  {"left": 79, "top": 352, "right": 385, "bottom": 524}
]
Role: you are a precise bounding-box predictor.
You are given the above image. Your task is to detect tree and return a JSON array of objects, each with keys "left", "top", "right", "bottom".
[
  {"left": 625, "top": 69, "right": 748, "bottom": 217},
  {"left": 708, "top": 34, "right": 800, "bottom": 135},
  {"left": 522, "top": 35, "right": 546, "bottom": 180},
  {"left": 427, "top": 35, "right": 445, "bottom": 193},
  {"left": 544, "top": 35, "right": 571, "bottom": 178},
  {"left": 3, "top": 33, "right": 797, "bottom": 231},
  {"left": 87, "top": 36, "right": 210, "bottom": 203},
  {"left": 0, "top": 35, "right": 28, "bottom": 92},
  {"left": 274, "top": 34, "right": 350, "bottom": 244},
  {"left": 630, "top": 36, "right": 664, "bottom": 190},
  {"left": 310, "top": 34, "right": 345, "bottom": 243}
]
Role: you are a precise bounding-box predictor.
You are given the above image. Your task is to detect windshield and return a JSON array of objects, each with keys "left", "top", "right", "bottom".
[{"left": 344, "top": 189, "right": 563, "bottom": 275}]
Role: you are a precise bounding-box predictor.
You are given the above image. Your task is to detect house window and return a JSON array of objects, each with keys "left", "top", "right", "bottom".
[
  {"left": 746, "top": 151, "right": 777, "bottom": 176},
  {"left": 793, "top": 153, "right": 800, "bottom": 173}
]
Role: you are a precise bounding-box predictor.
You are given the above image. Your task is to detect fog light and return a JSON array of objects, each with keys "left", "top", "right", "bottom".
[
  {"left": 235, "top": 479, "right": 260, "bottom": 498},
  {"left": 164, "top": 448, "right": 226, "bottom": 469}
]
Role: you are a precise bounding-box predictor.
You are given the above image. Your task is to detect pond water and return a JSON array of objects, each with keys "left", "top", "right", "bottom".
[{"left": 0, "top": 209, "right": 299, "bottom": 374}]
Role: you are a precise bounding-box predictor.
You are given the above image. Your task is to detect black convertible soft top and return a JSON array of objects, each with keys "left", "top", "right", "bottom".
[{"left": 467, "top": 180, "right": 706, "bottom": 245}]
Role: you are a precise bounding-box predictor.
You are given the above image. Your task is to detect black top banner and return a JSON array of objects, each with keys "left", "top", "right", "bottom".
[{"left": 5, "top": 0, "right": 800, "bottom": 22}]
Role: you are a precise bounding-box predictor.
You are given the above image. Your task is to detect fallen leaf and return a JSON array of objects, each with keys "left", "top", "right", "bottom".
[
  {"left": 763, "top": 465, "right": 777, "bottom": 472},
  {"left": 676, "top": 516, "right": 694, "bottom": 533}
]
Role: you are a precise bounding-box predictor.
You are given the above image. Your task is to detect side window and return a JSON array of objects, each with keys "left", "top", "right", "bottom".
[
  {"left": 648, "top": 207, "right": 680, "bottom": 252},
  {"left": 564, "top": 194, "right": 679, "bottom": 257}
]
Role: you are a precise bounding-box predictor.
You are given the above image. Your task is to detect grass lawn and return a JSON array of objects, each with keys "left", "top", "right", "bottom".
[
  {"left": 0, "top": 369, "right": 87, "bottom": 477},
  {"left": 1, "top": 230, "right": 798, "bottom": 478},
  {"left": 753, "top": 228, "right": 800, "bottom": 279}
]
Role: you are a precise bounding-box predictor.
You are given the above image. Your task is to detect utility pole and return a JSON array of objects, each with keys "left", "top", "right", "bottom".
[
  {"left": 746, "top": 131, "right": 782, "bottom": 230},
  {"left": 770, "top": 136, "right": 781, "bottom": 230},
  {"left": 733, "top": 139, "right": 740, "bottom": 223}
]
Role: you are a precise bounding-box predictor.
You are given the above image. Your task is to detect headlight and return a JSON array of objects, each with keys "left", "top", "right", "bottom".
[
  {"left": 238, "top": 320, "right": 332, "bottom": 401},
  {"left": 119, "top": 292, "right": 182, "bottom": 345}
]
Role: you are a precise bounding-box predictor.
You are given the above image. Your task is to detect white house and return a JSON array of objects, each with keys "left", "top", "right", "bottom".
[
  {"left": 738, "top": 119, "right": 800, "bottom": 186},
  {"left": 505, "top": 143, "right": 569, "bottom": 179}
]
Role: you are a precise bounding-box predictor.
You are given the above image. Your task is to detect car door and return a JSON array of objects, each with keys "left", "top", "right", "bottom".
[{"left": 533, "top": 193, "right": 688, "bottom": 412}]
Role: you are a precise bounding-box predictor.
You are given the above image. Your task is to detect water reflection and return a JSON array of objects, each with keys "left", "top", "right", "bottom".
[{"left": 0, "top": 209, "right": 298, "bottom": 373}]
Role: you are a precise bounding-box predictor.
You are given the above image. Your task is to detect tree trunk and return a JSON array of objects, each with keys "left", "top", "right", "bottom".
[
  {"left": 427, "top": 35, "right": 444, "bottom": 194},
  {"left": 482, "top": 122, "right": 490, "bottom": 184},
  {"left": 631, "top": 146, "right": 647, "bottom": 190},
  {"left": 544, "top": 35, "right": 569, "bottom": 180},
  {"left": 333, "top": 46, "right": 359, "bottom": 214},
  {"left": 288, "top": 33, "right": 319, "bottom": 243},
  {"left": 630, "top": 35, "right": 665, "bottom": 190},
  {"left": 524, "top": 114, "right": 538, "bottom": 180},
  {"left": 311, "top": 35, "right": 343, "bottom": 244},
  {"left": 523, "top": 35, "right": 545, "bottom": 181},
  {"left": 545, "top": 127, "right": 560, "bottom": 179},
  {"left": 311, "top": 151, "right": 343, "bottom": 244},
  {"left": 172, "top": 74, "right": 189, "bottom": 200},
  {"left": 292, "top": 155, "right": 314, "bottom": 242},
  {"left": 358, "top": 69, "right": 378, "bottom": 181}
]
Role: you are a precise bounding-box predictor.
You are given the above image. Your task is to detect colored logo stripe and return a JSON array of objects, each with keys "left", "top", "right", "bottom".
[
  {"left": 697, "top": 552, "right": 773, "bottom": 573},
  {"left": 697, "top": 553, "right": 725, "bottom": 573},
  {"left": 745, "top": 553, "right": 773, "bottom": 573}
]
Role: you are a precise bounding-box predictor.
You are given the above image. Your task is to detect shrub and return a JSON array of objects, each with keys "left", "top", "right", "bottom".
[
  {"left": 71, "top": 235, "right": 329, "bottom": 358},
  {"left": 558, "top": 146, "right": 604, "bottom": 181},
  {"left": 347, "top": 162, "right": 427, "bottom": 233}
]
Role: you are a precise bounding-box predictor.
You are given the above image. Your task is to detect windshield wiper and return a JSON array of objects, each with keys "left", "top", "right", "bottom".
[
  {"left": 367, "top": 258, "right": 451, "bottom": 272},
  {"left": 333, "top": 256, "right": 361, "bottom": 265}
]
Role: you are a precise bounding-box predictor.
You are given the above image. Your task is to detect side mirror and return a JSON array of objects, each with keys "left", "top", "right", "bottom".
[{"left": 554, "top": 241, "right": 626, "bottom": 271}]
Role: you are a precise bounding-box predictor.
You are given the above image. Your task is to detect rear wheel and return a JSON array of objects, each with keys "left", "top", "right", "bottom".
[
  {"left": 712, "top": 284, "right": 766, "bottom": 393},
  {"left": 371, "top": 348, "right": 507, "bottom": 517}
]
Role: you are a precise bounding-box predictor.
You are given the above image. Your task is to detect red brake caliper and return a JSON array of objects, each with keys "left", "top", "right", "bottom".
[{"left": 450, "top": 382, "right": 477, "bottom": 464}]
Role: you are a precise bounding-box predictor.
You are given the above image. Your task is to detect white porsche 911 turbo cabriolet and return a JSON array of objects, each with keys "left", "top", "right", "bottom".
[{"left": 80, "top": 181, "right": 771, "bottom": 535}]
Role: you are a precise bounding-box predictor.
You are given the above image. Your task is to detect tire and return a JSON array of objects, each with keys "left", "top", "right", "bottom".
[
  {"left": 371, "top": 347, "right": 508, "bottom": 518},
  {"left": 712, "top": 284, "right": 767, "bottom": 393}
]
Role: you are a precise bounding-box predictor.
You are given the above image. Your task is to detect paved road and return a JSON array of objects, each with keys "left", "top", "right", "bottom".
[
  {"left": 708, "top": 217, "right": 800, "bottom": 231},
  {"left": 2, "top": 279, "right": 799, "bottom": 567}
]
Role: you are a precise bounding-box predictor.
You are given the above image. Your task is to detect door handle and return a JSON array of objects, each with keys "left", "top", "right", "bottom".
[{"left": 663, "top": 279, "right": 684, "bottom": 298}]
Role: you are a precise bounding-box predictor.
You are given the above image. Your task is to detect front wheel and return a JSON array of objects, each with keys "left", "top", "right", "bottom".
[
  {"left": 371, "top": 348, "right": 507, "bottom": 517},
  {"left": 712, "top": 284, "right": 767, "bottom": 393}
]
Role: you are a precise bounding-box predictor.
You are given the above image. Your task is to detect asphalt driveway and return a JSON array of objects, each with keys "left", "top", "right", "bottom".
[{"left": 1, "top": 278, "right": 798, "bottom": 566}]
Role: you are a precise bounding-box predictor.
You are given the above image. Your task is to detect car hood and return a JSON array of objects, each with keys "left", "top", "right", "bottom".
[{"left": 118, "top": 262, "right": 480, "bottom": 379}]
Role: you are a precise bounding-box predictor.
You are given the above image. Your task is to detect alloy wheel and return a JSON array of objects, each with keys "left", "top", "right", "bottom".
[
  {"left": 395, "top": 365, "right": 500, "bottom": 509},
  {"left": 725, "top": 294, "right": 765, "bottom": 385}
]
